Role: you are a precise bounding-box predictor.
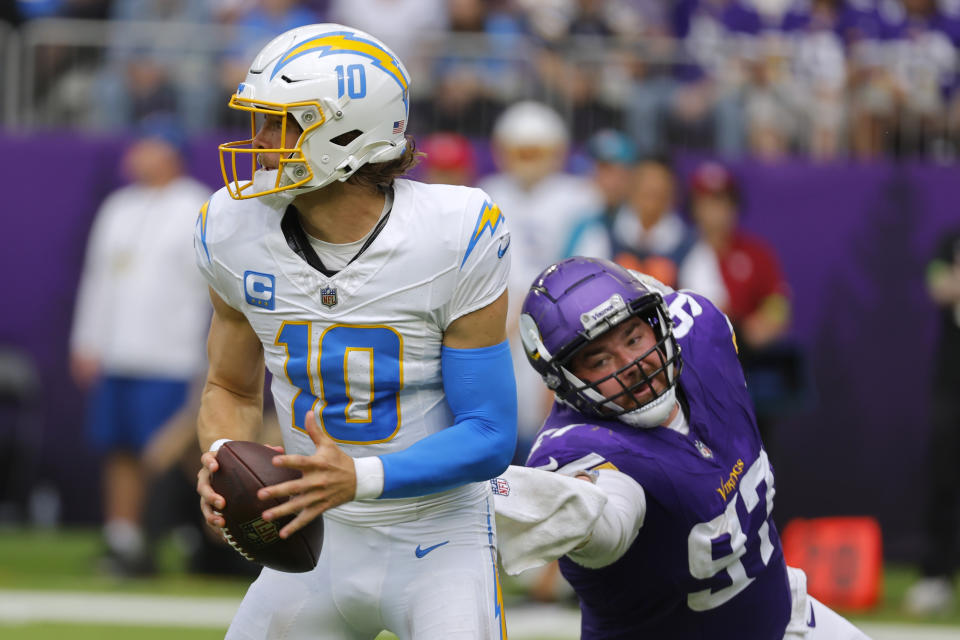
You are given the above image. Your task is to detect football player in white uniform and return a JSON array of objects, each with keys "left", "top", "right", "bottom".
[{"left": 193, "top": 24, "right": 517, "bottom": 640}]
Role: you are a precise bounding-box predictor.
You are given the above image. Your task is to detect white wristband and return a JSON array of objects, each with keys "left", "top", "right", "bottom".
[
  {"left": 353, "top": 456, "right": 384, "bottom": 500},
  {"left": 209, "top": 438, "right": 233, "bottom": 453}
]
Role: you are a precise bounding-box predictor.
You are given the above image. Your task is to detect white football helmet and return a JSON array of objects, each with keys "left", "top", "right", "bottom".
[{"left": 219, "top": 24, "right": 411, "bottom": 199}]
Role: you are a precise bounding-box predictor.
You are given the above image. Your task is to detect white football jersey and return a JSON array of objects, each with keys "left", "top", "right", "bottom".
[{"left": 194, "top": 179, "right": 510, "bottom": 522}]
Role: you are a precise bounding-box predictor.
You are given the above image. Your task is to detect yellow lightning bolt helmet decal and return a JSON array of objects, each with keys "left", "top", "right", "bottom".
[
  {"left": 270, "top": 30, "right": 410, "bottom": 111},
  {"left": 461, "top": 201, "right": 505, "bottom": 269}
]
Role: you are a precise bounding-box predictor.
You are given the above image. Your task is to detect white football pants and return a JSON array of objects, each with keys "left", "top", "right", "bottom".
[
  {"left": 784, "top": 567, "right": 872, "bottom": 640},
  {"left": 225, "top": 494, "right": 506, "bottom": 640}
]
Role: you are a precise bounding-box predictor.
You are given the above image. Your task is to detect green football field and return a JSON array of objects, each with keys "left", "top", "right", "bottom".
[{"left": 1, "top": 528, "right": 960, "bottom": 639}]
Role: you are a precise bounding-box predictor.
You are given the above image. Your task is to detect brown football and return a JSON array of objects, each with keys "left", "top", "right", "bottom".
[{"left": 210, "top": 440, "right": 323, "bottom": 573}]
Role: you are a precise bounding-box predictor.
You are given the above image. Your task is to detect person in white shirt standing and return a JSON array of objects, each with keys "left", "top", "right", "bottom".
[
  {"left": 478, "top": 101, "right": 601, "bottom": 461},
  {"left": 70, "top": 117, "right": 211, "bottom": 576}
]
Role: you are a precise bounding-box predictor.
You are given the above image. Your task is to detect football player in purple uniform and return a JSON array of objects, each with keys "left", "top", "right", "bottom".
[{"left": 516, "top": 256, "right": 869, "bottom": 639}]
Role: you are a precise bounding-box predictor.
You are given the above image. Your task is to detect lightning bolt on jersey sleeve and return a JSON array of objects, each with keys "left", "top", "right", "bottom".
[
  {"left": 439, "top": 190, "right": 511, "bottom": 329},
  {"left": 193, "top": 191, "right": 245, "bottom": 310}
]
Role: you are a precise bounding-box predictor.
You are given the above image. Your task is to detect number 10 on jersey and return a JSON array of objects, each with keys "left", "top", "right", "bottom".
[{"left": 275, "top": 322, "right": 403, "bottom": 444}]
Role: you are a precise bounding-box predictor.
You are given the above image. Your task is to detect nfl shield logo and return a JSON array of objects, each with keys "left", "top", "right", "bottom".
[
  {"left": 490, "top": 477, "right": 510, "bottom": 496},
  {"left": 240, "top": 516, "right": 279, "bottom": 547},
  {"left": 694, "top": 439, "right": 714, "bottom": 459},
  {"left": 320, "top": 286, "right": 338, "bottom": 309}
]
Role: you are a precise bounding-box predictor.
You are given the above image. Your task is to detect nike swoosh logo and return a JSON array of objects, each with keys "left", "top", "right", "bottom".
[
  {"left": 807, "top": 603, "right": 816, "bottom": 628},
  {"left": 414, "top": 541, "right": 449, "bottom": 558},
  {"left": 497, "top": 237, "right": 511, "bottom": 258},
  {"left": 534, "top": 456, "right": 559, "bottom": 472}
]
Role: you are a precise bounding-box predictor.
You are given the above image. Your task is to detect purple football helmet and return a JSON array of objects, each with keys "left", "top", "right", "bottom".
[{"left": 519, "top": 257, "right": 682, "bottom": 427}]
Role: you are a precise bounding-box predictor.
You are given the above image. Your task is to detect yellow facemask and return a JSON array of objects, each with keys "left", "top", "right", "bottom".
[{"left": 218, "top": 95, "right": 326, "bottom": 200}]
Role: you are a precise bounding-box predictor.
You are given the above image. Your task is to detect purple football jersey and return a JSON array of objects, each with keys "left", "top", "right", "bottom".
[{"left": 526, "top": 290, "right": 791, "bottom": 640}]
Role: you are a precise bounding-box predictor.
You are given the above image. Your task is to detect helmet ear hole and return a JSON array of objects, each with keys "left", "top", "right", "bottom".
[{"left": 330, "top": 130, "right": 363, "bottom": 147}]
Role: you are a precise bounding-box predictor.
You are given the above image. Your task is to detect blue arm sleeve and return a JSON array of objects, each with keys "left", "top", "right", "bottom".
[{"left": 378, "top": 340, "right": 518, "bottom": 499}]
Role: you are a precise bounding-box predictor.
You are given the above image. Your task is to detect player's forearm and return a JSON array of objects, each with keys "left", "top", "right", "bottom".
[
  {"left": 377, "top": 416, "right": 516, "bottom": 498},
  {"left": 197, "top": 379, "right": 264, "bottom": 451},
  {"left": 567, "top": 469, "right": 646, "bottom": 569},
  {"left": 376, "top": 340, "right": 518, "bottom": 499}
]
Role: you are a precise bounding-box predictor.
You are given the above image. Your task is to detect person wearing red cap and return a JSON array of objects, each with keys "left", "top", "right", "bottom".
[
  {"left": 689, "top": 162, "right": 791, "bottom": 349},
  {"left": 421, "top": 132, "right": 477, "bottom": 187}
]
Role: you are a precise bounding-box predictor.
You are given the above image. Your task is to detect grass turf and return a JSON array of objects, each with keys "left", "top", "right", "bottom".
[
  {"left": 0, "top": 624, "right": 227, "bottom": 640},
  {"left": 1, "top": 527, "right": 960, "bottom": 637}
]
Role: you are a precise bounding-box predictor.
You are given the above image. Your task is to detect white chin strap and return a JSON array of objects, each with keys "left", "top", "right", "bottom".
[
  {"left": 617, "top": 386, "right": 678, "bottom": 429},
  {"left": 561, "top": 366, "right": 679, "bottom": 429},
  {"left": 251, "top": 169, "right": 298, "bottom": 209}
]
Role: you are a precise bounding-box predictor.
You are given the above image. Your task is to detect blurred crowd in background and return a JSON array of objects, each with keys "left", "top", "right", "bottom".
[{"left": 4, "top": 0, "right": 960, "bottom": 161}]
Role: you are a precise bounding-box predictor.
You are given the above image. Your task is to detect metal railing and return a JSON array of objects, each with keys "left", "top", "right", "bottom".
[
  {"left": 4, "top": 18, "right": 960, "bottom": 161},
  {"left": 14, "top": 18, "right": 265, "bottom": 130},
  {"left": 2, "top": 19, "right": 711, "bottom": 133},
  {"left": 1, "top": 22, "right": 18, "bottom": 129}
]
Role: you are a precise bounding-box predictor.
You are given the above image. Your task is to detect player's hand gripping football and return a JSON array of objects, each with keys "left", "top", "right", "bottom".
[
  {"left": 197, "top": 450, "right": 227, "bottom": 530},
  {"left": 258, "top": 410, "right": 357, "bottom": 539},
  {"left": 197, "top": 443, "right": 284, "bottom": 531}
]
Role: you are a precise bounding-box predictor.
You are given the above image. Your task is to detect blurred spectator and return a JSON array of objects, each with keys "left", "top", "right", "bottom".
[
  {"left": 688, "top": 161, "right": 790, "bottom": 349},
  {"left": 561, "top": 128, "right": 638, "bottom": 266},
  {"left": 566, "top": 154, "right": 726, "bottom": 303},
  {"left": 523, "top": 0, "right": 631, "bottom": 142},
  {"left": 478, "top": 100, "right": 600, "bottom": 460},
  {"left": 519, "top": 0, "right": 653, "bottom": 40},
  {"left": 26, "top": 0, "right": 116, "bottom": 125},
  {"left": 781, "top": 1, "right": 849, "bottom": 161},
  {"left": 584, "top": 128, "right": 638, "bottom": 220},
  {"left": 412, "top": 0, "right": 523, "bottom": 137},
  {"left": 626, "top": 0, "right": 765, "bottom": 157},
  {"left": 69, "top": 118, "right": 211, "bottom": 576},
  {"left": 120, "top": 50, "right": 179, "bottom": 123},
  {"left": 878, "top": 0, "right": 960, "bottom": 158},
  {"left": 328, "top": 0, "right": 447, "bottom": 66},
  {"left": 217, "top": 0, "right": 318, "bottom": 129},
  {"left": 533, "top": 50, "right": 625, "bottom": 143},
  {"left": 90, "top": 0, "right": 216, "bottom": 132},
  {"left": 420, "top": 131, "right": 477, "bottom": 186},
  {"left": 841, "top": 1, "right": 900, "bottom": 159},
  {"left": 904, "top": 226, "right": 960, "bottom": 616},
  {"left": 740, "top": 32, "right": 798, "bottom": 162}
]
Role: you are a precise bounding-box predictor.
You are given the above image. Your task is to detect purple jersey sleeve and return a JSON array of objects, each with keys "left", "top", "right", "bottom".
[{"left": 526, "top": 291, "right": 792, "bottom": 640}]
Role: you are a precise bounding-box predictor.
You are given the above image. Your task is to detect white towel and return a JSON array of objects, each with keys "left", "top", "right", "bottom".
[{"left": 491, "top": 465, "right": 608, "bottom": 575}]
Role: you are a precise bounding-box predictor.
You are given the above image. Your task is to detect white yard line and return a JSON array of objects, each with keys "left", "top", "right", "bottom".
[
  {"left": 855, "top": 624, "right": 960, "bottom": 640},
  {"left": 0, "top": 590, "right": 958, "bottom": 639},
  {"left": 0, "top": 590, "right": 240, "bottom": 628}
]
